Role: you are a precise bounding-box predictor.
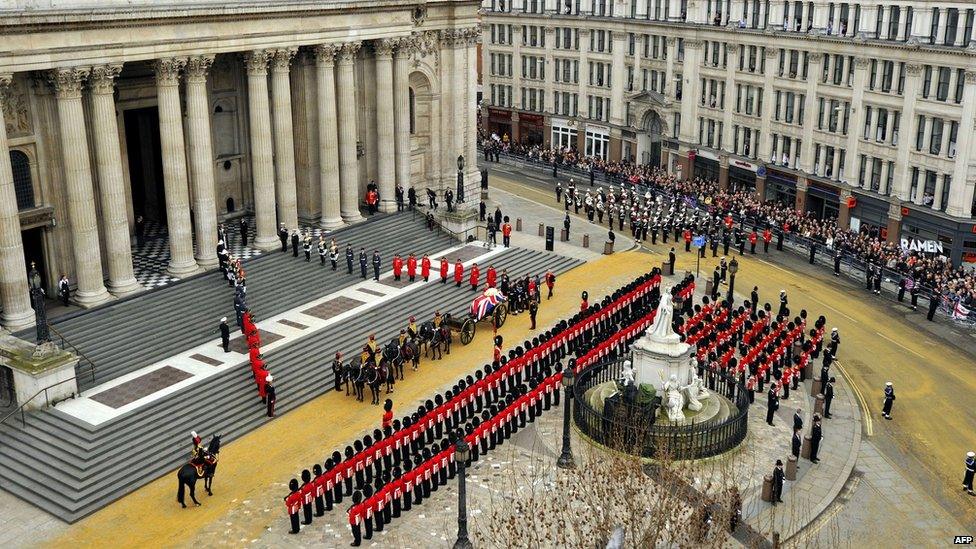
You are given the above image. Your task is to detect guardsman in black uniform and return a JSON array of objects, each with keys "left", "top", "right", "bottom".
[
  {"left": 279, "top": 223, "right": 289, "bottom": 252},
  {"left": 882, "top": 381, "right": 895, "bottom": 419},
  {"left": 766, "top": 383, "right": 779, "bottom": 426},
  {"left": 964, "top": 451, "right": 975, "bottom": 495},
  {"left": 810, "top": 415, "right": 823, "bottom": 463},
  {"left": 332, "top": 352, "right": 344, "bottom": 392},
  {"left": 372, "top": 250, "right": 381, "bottom": 281},
  {"left": 823, "top": 376, "right": 835, "bottom": 418},
  {"left": 318, "top": 237, "right": 327, "bottom": 266},
  {"left": 668, "top": 247, "right": 676, "bottom": 270},
  {"left": 778, "top": 291, "right": 789, "bottom": 318},
  {"left": 359, "top": 248, "right": 368, "bottom": 279},
  {"left": 291, "top": 230, "right": 301, "bottom": 257},
  {"left": 833, "top": 249, "right": 842, "bottom": 276},
  {"left": 303, "top": 235, "right": 312, "bottom": 262},
  {"left": 772, "top": 460, "right": 785, "bottom": 504},
  {"left": 927, "top": 287, "right": 940, "bottom": 321},
  {"left": 346, "top": 244, "right": 354, "bottom": 274},
  {"left": 212, "top": 317, "right": 230, "bottom": 352}
]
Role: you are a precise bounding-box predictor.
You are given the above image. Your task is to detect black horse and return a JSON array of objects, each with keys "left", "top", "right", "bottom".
[
  {"left": 177, "top": 434, "right": 221, "bottom": 508},
  {"left": 383, "top": 341, "right": 404, "bottom": 383}
]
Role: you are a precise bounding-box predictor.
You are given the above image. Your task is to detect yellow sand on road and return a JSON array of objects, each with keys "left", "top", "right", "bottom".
[{"left": 52, "top": 251, "right": 652, "bottom": 548}]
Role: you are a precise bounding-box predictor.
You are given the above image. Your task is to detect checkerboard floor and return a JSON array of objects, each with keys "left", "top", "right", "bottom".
[{"left": 130, "top": 215, "right": 329, "bottom": 291}]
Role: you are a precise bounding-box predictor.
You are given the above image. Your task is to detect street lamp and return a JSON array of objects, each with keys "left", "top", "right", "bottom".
[
  {"left": 28, "top": 262, "right": 49, "bottom": 344},
  {"left": 453, "top": 438, "right": 473, "bottom": 549},
  {"left": 456, "top": 154, "right": 466, "bottom": 204},
  {"left": 727, "top": 256, "right": 739, "bottom": 304},
  {"left": 557, "top": 363, "right": 576, "bottom": 469}
]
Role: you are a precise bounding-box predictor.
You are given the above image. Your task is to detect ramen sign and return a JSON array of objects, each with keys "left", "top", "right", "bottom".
[{"left": 900, "top": 238, "right": 945, "bottom": 254}]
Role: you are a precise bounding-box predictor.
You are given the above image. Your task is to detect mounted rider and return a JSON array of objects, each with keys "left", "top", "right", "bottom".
[
  {"left": 189, "top": 431, "right": 211, "bottom": 477},
  {"left": 407, "top": 316, "right": 419, "bottom": 340}
]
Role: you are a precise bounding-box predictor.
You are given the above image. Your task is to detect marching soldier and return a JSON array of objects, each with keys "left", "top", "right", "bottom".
[
  {"left": 372, "top": 250, "right": 381, "bottom": 281},
  {"left": 882, "top": 381, "right": 895, "bottom": 420},
  {"left": 279, "top": 223, "right": 289, "bottom": 252},
  {"left": 359, "top": 248, "right": 368, "bottom": 279}
]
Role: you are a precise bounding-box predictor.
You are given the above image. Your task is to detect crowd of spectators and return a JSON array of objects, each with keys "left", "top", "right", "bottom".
[{"left": 480, "top": 133, "right": 976, "bottom": 316}]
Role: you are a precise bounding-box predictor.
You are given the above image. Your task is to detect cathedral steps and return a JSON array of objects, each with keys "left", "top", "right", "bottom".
[{"left": 0, "top": 245, "right": 581, "bottom": 522}]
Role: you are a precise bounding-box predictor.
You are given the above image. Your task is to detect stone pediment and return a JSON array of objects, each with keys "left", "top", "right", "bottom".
[{"left": 628, "top": 90, "right": 671, "bottom": 108}]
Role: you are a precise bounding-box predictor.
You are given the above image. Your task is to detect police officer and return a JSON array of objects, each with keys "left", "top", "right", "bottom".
[
  {"left": 766, "top": 383, "right": 779, "bottom": 426},
  {"left": 372, "top": 250, "right": 381, "bottom": 281},
  {"left": 810, "top": 414, "right": 823, "bottom": 463},
  {"left": 359, "top": 248, "right": 368, "bottom": 279},
  {"left": 279, "top": 223, "right": 289, "bottom": 252},
  {"left": 882, "top": 381, "right": 895, "bottom": 420},
  {"left": 823, "top": 376, "right": 835, "bottom": 418},
  {"left": 772, "top": 460, "right": 785, "bottom": 504}
]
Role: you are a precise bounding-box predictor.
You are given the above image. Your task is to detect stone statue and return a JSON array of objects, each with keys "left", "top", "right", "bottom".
[
  {"left": 619, "top": 360, "right": 635, "bottom": 387},
  {"left": 648, "top": 291, "right": 680, "bottom": 344},
  {"left": 683, "top": 376, "right": 710, "bottom": 412},
  {"left": 662, "top": 374, "right": 685, "bottom": 422}
]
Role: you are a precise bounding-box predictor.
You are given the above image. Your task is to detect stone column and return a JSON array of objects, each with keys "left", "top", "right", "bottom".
[
  {"left": 795, "top": 177, "right": 808, "bottom": 212},
  {"left": 270, "top": 48, "right": 299, "bottom": 231},
  {"left": 393, "top": 39, "right": 412, "bottom": 195},
  {"left": 610, "top": 31, "right": 627, "bottom": 126},
  {"left": 718, "top": 154, "right": 729, "bottom": 190},
  {"left": 452, "top": 31, "right": 466, "bottom": 166},
  {"left": 244, "top": 50, "right": 279, "bottom": 249},
  {"left": 89, "top": 64, "right": 141, "bottom": 295},
  {"left": 0, "top": 74, "right": 34, "bottom": 328},
  {"left": 466, "top": 30, "right": 481, "bottom": 190},
  {"left": 758, "top": 47, "right": 779, "bottom": 157},
  {"left": 154, "top": 58, "right": 201, "bottom": 277},
  {"left": 374, "top": 39, "right": 397, "bottom": 213},
  {"left": 843, "top": 57, "right": 871, "bottom": 180},
  {"left": 314, "top": 44, "right": 343, "bottom": 229},
  {"left": 946, "top": 70, "right": 976, "bottom": 217},
  {"left": 48, "top": 67, "right": 112, "bottom": 306},
  {"left": 184, "top": 55, "right": 219, "bottom": 269},
  {"left": 800, "top": 53, "right": 822, "bottom": 173},
  {"left": 837, "top": 188, "right": 851, "bottom": 229},
  {"left": 336, "top": 42, "right": 363, "bottom": 223},
  {"left": 678, "top": 40, "right": 702, "bottom": 144}
]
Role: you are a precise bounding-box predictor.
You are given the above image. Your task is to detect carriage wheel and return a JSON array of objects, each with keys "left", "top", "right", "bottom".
[
  {"left": 493, "top": 303, "right": 508, "bottom": 328},
  {"left": 460, "top": 318, "right": 476, "bottom": 345}
]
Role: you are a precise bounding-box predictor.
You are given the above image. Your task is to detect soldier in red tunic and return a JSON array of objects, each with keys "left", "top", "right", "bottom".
[
  {"left": 453, "top": 259, "right": 464, "bottom": 287},
  {"left": 439, "top": 257, "right": 449, "bottom": 283},
  {"left": 392, "top": 254, "right": 403, "bottom": 281},
  {"left": 486, "top": 265, "right": 497, "bottom": 288},
  {"left": 421, "top": 254, "right": 431, "bottom": 281},
  {"left": 749, "top": 230, "right": 758, "bottom": 254},
  {"left": 256, "top": 366, "right": 270, "bottom": 402},
  {"left": 348, "top": 491, "right": 364, "bottom": 545},
  {"left": 545, "top": 270, "right": 556, "bottom": 299},
  {"left": 763, "top": 228, "right": 772, "bottom": 252},
  {"left": 469, "top": 263, "right": 480, "bottom": 291},
  {"left": 285, "top": 478, "right": 302, "bottom": 534},
  {"left": 300, "top": 469, "right": 315, "bottom": 525}
]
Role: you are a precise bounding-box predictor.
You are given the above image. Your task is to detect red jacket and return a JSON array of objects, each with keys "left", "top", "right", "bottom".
[
  {"left": 470, "top": 266, "right": 480, "bottom": 287},
  {"left": 486, "top": 267, "right": 497, "bottom": 288},
  {"left": 421, "top": 257, "right": 431, "bottom": 278},
  {"left": 286, "top": 491, "right": 302, "bottom": 515},
  {"left": 763, "top": 229, "right": 772, "bottom": 242},
  {"left": 454, "top": 261, "right": 464, "bottom": 283},
  {"left": 407, "top": 256, "right": 417, "bottom": 277},
  {"left": 580, "top": 299, "right": 588, "bottom": 312},
  {"left": 392, "top": 256, "right": 403, "bottom": 276},
  {"left": 440, "top": 259, "right": 449, "bottom": 279},
  {"left": 502, "top": 223, "right": 512, "bottom": 237},
  {"left": 683, "top": 229, "right": 692, "bottom": 242},
  {"left": 749, "top": 232, "right": 757, "bottom": 244}
]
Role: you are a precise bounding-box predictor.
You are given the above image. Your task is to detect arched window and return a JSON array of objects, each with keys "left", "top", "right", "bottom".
[
  {"left": 409, "top": 87, "right": 416, "bottom": 135},
  {"left": 9, "top": 151, "right": 34, "bottom": 210}
]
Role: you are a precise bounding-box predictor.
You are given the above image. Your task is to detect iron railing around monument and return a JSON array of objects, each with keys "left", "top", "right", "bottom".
[{"left": 572, "top": 357, "right": 749, "bottom": 460}]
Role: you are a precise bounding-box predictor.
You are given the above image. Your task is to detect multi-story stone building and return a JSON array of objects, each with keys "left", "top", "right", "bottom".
[
  {"left": 480, "top": 0, "right": 976, "bottom": 265},
  {"left": 0, "top": 0, "right": 482, "bottom": 330}
]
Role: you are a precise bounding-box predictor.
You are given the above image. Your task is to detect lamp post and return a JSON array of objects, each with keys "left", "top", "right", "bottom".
[
  {"left": 456, "top": 154, "right": 466, "bottom": 204},
  {"left": 557, "top": 363, "right": 576, "bottom": 469},
  {"left": 28, "top": 262, "right": 49, "bottom": 344},
  {"left": 453, "top": 438, "right": 473, "bottom": 549},
  {"left": 727, "top": 256, "right": 739, "bottom": 304}
]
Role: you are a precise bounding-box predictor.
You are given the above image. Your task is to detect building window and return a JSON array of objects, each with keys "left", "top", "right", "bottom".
[
  {"left": 552, "top": 126, "right": 578, "bottom": 149},
  {"left": 10, "top": 151, "right": 34, "bottom": 211},
  {"left": 585, "top": 129, "right": 610, "bottom": 160}
]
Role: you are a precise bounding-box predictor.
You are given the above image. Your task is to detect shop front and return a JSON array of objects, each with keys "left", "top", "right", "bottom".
[
  {"left": 487, "top": 107, "right": 512, "bottom": 142},
  {"left": 805, "top": 181, "right": 841, "bottom": 221},
  {"left": 550, "top": 118, "right": 578, "bottom": 151},
  {"left": 901, "top": 206, "right": 976, "bottom": 266},
  {"left": 849, "top": 192, "right": 889, "bottom": 239},
  {"left": 765, "top": 169, "right": 797, "bottom": 207},
  {"left": 518, "top": 112, "right": 545, "bottom": 146},
  {"left": 728, "top": 158, "right": 758, "bottom": 194},
  {"left": 692, "top": 149, "right": 720, "bottom": 182}
]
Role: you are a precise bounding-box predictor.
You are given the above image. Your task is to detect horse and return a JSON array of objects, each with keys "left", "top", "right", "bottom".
[
  {"left": 401, "top": 339, "right": 419, "bottom": 374},
  {"left": 418, "top": 321, "right": 437, "bottom": 357},
  {"left": 365, "top": 363, "right": 382, "bottom": 405},
  {"left": 383, "top": 341, "right": 404, "bottom": 383},
  {"left": 177, "top": 434, "right": 221, "bottom": 508}
]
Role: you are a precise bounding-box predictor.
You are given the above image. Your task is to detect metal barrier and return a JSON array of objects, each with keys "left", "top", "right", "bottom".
[{"left": 572, "top": 357, "right": 749, "bottom": 460}]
